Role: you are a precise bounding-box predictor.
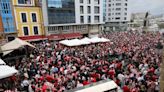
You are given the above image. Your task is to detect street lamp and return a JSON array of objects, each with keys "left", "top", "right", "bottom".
[{"left": 6, "top": 17, "right": 10, "bottom": 33}]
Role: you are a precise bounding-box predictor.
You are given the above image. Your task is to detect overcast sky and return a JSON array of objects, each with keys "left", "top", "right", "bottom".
[{"left": 129, "top": 0, "right": 164, "bottom": 15}]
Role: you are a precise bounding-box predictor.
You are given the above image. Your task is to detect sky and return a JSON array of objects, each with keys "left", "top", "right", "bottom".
[{"left": 129, "top": 0, "right": 164, "bottom": 15}]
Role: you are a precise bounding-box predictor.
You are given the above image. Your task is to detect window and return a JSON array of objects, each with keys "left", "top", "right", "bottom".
[
  {"left": 21, "top": 13, "right": 27, "bottom": 22},
  {"left": 48, "top": 0, "right": 62, "bottom": 8},
  {"left": 125, "top": 3, "right": 127, "bottom": 6},
  {"left": 94, "top": 0, "right": 99, "bottom": 4},
  {"left": 116, "top": 8, "right": 121, "bottom": 11},
  {"left": 80, "top": 16, "right": 84, "bottom": 23},
  {"left": 18, "top": 0, "right": 31, "bottom": 4},
  {"left": 65, "top": 26, "right": 69, "bottom": 31},
  {"left": 94, "top": 6, "right": 99, "bottom": 14},
  {"left": 32, "top": 13, "right": 37, "bottom": 22},
  {"left": 88, "top": 16, "right": 91, "bottom": 23},
  {"left": 87, "top": 6, "right": 91, "bottom": 13},
  {"left": 48, "top": 0, "right": 75, "bottom": 24},
  {"left": 33, "top": 26, "right": 39, "bottom": 35},
  {"left": 108, "top": 13, "right": 111, "bottom": 16},
  {"left": 80, "top": 0, "right": 83, "bottom": 3},
  {"left": 94, "top": 16, "right": 99, "bottom": 23},
  {"left": 109, "top": 4, "right": 111, "bottom": 7},
  {"left": 109, "top": 0, "right": 111, "bottom": 2},
  {"left": 125, "top": 13, "right": 127, "bottom": 15},
  {"left": 80, "top": 6, "right": 84, "bottom": 14},
  {"left": 125, "top": 8, "right": 127, "bottom": 11},
  {"left": 115, "top": 13, "right": 121, "bottom": 15},
  {"left": 115, "top": 17, "right": 120, "bottom": 20},
  {"left": 23, "top": 27, "right": 29, "bottom": 35},
  {"left": 2, "top": 3, "right": 10, "bottom": 14},
  {"left": 124, "top": 17, "right": 127, "bottom": 20},
  {"left": 54, "top": 27, "right": 58, "bottom": 30},
  {"left": 116, "top": 3, "right": 121, "bottom": 6},
  {"left": 87, "top": 0, "right": 91, "bottom": 4}
]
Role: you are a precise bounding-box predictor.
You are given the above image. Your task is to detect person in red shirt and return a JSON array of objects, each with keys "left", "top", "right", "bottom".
[
  {"left": 83, "top": 79, "right": 90, "bottom": 85},
  {"left": 115, "top": 78, "right": 121, "bottom": 86},
  {"left": 42, "top": 83, "right": 47, "bottom": 92},
  {"left": 91, "top": 77, "right": 97, "bottom": 83},
  {"left": 108, "top": 67, "right": 115, "bottom": 79},
  {"left": 116, "top": 62, "right": 122, "bottom": 70},
  {"left": 122, "top": 83, "right": 130, "bottom": 92}
]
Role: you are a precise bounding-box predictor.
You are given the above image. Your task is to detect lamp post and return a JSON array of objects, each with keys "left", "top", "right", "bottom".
[
  {"left": 6, "top": 17, "right": 10, "bottom": 33},
  {"left": 5, "top": 17, "right": 10, "bottom": 41}
]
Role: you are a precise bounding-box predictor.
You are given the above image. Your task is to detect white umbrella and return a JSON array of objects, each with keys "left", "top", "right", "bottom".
[
  {"left": 1, "top": 38, "right": 35, "bottom": 56},
  {"left": 1, "top": 38, "right": 35, "bottom": 52},
  {"left": 100, "top": 37, "right": 110, "bottom": 42},
  {"left": 81, "top": 37, "right": 91, "bottom": 42},
  {"left": 66, "top": 39, "right": 81, "bottom": 46},
  {"left": 0, "top": 58, "right": 5, "bottom": 65},
  {"left": 80, "top": 40, "right": 91, "bottom": 45},
  {"left": 0, "top": 65, "right": 18, "bottom": 79},
  {"left": 70, "top": 39, "right": 81, "bottom": 46},
  {"left": 90, "top": 37, "right": 102, "bottom": 43},
  {"left": 59, "top": 39, "right": 69, "bottom": 44},
  {"left": 80, "top": 37, "right": 91, "bottom": 45}
]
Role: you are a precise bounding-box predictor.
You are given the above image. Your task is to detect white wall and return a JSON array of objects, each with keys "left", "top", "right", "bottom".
[
  {"left": 75, "top": 0, "right": 104, "bottom": 24},
  {"left": 106, "top": 0, "right": 130, "bottom": 22},
  {"left": 41, "top": 0, "right": 49, "bottom": 26}
]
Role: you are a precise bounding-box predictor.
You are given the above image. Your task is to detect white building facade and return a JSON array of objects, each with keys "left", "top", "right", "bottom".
[
  {"left": 104, "top": 0, "right": 130, "bottom": 32},
  {"left": 42, "top": 0, "right": 104, "bottom": 37}
]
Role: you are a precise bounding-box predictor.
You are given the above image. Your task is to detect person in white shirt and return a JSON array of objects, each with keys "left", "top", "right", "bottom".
[
  {"left": 21, "top": 77, "right": 29, "bottom": 92},
  {"left": 137, "top": 74, "right": 144, "bottom": 82}
]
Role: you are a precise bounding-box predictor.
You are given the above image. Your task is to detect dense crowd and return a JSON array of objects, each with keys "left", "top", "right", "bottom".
[{"left": 3, "top": 31, "right": 163, "bottom": 92}]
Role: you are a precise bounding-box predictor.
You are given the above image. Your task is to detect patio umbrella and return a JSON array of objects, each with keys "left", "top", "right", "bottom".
[{"left": 0, "top": 65, "right": 18, "bottom": 79}]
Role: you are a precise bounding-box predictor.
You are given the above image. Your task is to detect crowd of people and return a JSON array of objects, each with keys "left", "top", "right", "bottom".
[{"left": 2, "top": 31, "right": 163, "bottom": 92}]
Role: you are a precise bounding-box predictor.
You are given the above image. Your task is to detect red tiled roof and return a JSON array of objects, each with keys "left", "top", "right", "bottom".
[{"left": 19, "top": 35, "right": 47, "bottom": 41}]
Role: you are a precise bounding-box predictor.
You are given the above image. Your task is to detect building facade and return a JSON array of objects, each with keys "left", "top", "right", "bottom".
[
  {"left": 0, "top": 15, "right": 3, "bottom": 35},
  {"left": 0, "top": 0, "right": 17, "bottom": 41},
  {"left": 104, "top": 0, "right": 130, "bottom": 32},
  {"left": 103, "top": 0, "right": 106, "bottom": 22},
  {"left": 12, "top": 0, "right": 44, "bottom": 40},
  {"left": 42, "top": 0, "right": 104, "bottom": 38},
  {"left": 0, "top": 15, "right": 4, "bottom": 40}
]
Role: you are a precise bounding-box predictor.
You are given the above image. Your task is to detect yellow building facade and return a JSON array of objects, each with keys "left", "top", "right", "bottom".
[{"left": 12, "top": 0, "right": 44, "bottom": 37}]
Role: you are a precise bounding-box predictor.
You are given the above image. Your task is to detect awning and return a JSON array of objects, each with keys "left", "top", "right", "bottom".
[
  {"left": 19, "top": 35, "right": 47, "bottom": 41},
  {"left": 0, "top": 58, "right": 5, "bottom": 65},
  {"left": 0, "top": 65, "right": 18, "bottom": 79},
  {"left": 1, "top": 38, "right": 35, "bottom": 56},
  {"left": 47, "top": 33, "right": 82, "bottom": 40},
  {"left": 66, "top": 79, "right": 118, "bottom": 92},
  {"left": 59, "top": 39, "right": 81, "bottom": 46},
  {"left": 62, "top": 33, "right": 82, "bottom": 39},
  {"left": 59, "top": 37, "right": 110, "bottom": 47},
  {"left": 90, "top": 37, "right": 102, "bottom": 43},
  {"left": 47, "top": 34, "right": 64, "bottom": 40}
]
